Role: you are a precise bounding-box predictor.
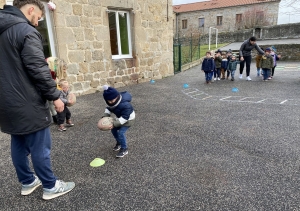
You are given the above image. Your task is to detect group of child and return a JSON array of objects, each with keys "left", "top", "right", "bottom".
[
  {"left": 47, "top": 57, "right": 135, "bottom": 158},
  {"left": 256, "top": 47, "right": 281, "bottom": 81},
  {"left": 201, "top": 47, "right": 280, "bottom": 83},
  {"left": 201, "top": 49, "right": 239, "bottom": 83}
]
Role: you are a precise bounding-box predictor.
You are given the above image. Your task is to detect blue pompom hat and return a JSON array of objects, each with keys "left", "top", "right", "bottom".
[
  {"left": 265, "top": 47, "right": 271, "bottom": 52},
  {"left": 103, "top": 85, "right": 120, "bottom": 101}
]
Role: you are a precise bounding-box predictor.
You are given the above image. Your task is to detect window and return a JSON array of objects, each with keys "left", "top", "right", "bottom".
[
  {"left": 108, "top": 10, "right": 132, "bottom": 59},
  {"left": 182, "top": 19, "right": 187, "bottom": 29},
  {"left": 236, "top": 14, "right": 242, "bottom": 24},
  {"left": 217, "top": 16, "right": 222, "bottom": 26},
  {"left": 199, "top": 18, "right": 204, "bottom": 27},
  {"left": 256, "top": 11, "right": 264, "bottom": 20},
  {"left": 6, "top": 0, "right": 57, "bottom": 57}
]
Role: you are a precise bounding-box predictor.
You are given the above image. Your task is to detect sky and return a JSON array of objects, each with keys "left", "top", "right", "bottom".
[{"left": 172, "top": 0, "right": 300, "bottom": 24}]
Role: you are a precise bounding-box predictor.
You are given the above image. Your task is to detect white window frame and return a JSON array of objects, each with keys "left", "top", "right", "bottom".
[
  {"left": 108, "top": 10, "right": 132, "bottom": 59},
  {"left": 42, "top": 2, "right": 57, "bottom": 57},
  {"left": 6, "top": 0, "right": 57, "bottom": 57},
  {"left": 6, "top": 0, "right": 12, "bottom": 5}
]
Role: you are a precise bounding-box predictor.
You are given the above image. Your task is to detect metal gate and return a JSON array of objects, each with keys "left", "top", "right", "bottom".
[
  {"left": 173, "top": 34, "right": 202, "bottom": 74},
  {"left": 173, "top": 43, "right": 181, "bottom": 74}
]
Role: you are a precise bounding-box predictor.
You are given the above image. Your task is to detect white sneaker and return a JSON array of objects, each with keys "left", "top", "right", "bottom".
[
  {"left": 43, "top": 180, "right": 75, "bottom": 200},
  {"left": 239, "top": 74, "right": 243, "bottom": 79},
  {"left": 246, "top": 76, "right": 252, "bottom": 81},
  {"left": 21, "top": 175, "right": 41, "bottom": 195},
  {"left": 217, "top": 77, "right": 220, "bottom": 80},
  {"left": 214, "top": 78, "right": 217, "bottom": 81}
]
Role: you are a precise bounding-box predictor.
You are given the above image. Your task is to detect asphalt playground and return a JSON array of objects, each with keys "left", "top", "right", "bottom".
[{"left": 1, "top": 61, "right": 300, "bottom": 210}]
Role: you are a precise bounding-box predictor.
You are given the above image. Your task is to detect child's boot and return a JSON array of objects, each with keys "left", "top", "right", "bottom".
[
  {"left": 58, "top": 124, "right": 67, "bottom": 131},
  {"left": 66, "top": 119, "right": 74, "bottom": 127}
]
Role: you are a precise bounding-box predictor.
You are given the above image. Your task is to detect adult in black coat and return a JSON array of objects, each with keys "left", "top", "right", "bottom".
[
  {"left": 0, "top": 0, "right": 74, "bottom": 200},
  {"left": 239, "top": 36, "right": 264, "bottom": 81}
]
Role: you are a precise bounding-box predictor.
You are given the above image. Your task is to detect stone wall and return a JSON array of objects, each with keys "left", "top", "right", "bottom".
[
  {"left": 54, "top": 0, "right": 174, "bottom": 95},
  {"left": 198, "top": 23, "right": 300, "bottom": 45},
  {"left": 1, "top": 0, "right": 174, "bottom": 95},
  {"left": 251, "top": 44, "right": 300, "bottom": 61},
  {"left": 261, "top": 23, "right": 300, "bottom": 40},
  {"left": 174, "top": 1, "right": 280, "bottom": 37}
]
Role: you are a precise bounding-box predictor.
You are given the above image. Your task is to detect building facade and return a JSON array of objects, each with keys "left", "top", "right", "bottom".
[
  {"left": 173, "top": 0, "right": 281, "bottom": 38},
  {"left": 1, "top": 0, "right": 174, "bottom": 95}
]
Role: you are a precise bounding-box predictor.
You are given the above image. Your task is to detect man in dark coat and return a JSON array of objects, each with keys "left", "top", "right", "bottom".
[
  {"left": 0, "top": 0, "right": 75, "bottom": 200},
  {"left": 239, "top": 36, "right": 264, "bottom": 81}
]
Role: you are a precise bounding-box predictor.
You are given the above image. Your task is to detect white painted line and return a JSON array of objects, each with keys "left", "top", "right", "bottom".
[
  {"left": 202, "top": 96, "right": 212, "bottom": 100},
  {"left": 190, "top": 92, "right": 205, "bottom": 96},
  {"left": 256, "top": 99, "right": 267, "bottom": 103},
  {"left": 182, "top": 88, "right": 298, "bottom": 106},
  {"left": 182, "top": 88, "right": 198, "bottom": 93},
  {"left": 185, "top": 90, "right": 199, "bottom": 94},
  {"left": 280, "top": 100, "right": 288, "bottom": 104},
  {"left": 220, "top": 96, "right": 232, "bottom": 100}
]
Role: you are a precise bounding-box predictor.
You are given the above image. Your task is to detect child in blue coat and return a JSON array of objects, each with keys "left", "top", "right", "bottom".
[
  {"left": 102, "top": 85, "right": 135, "bottom": 158},
  {"left": 201, "top": 51, "right": 215, "bottom": 84}
]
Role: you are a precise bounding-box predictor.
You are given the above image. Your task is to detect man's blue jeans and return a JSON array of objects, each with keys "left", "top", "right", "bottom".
[
  {"left": 111, "top": 126, "right": 130, "bottom": 149},
  {"left": 11, "top": 127, "right": 56, "bottom": 189}
]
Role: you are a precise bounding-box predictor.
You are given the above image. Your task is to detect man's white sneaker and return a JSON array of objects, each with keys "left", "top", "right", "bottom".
[
  {"left": 214, "top": 78, "right": 217, "bottom": 81},
  {"left": 217, "top": 77, "right": 220, "bottom": 80},
  {"left": 21, "top": 175, "right": 41, "bottom": 195},
  {"left": 246, "top": 76, "right": 252, "bottom": 81},
  {"left": 239, "top": 74, "right": 243, "bottom": 79},
  {"left": 43, "top": 180, "right": 75, "bottom": 200}
]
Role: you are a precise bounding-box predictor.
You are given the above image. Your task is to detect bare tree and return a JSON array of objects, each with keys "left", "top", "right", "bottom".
[
  {"left": 241, "top": 6, "right": 272, "bottom": 29},
  {"left": 280, "top": 0, "right": 300, "bottom": 12}
]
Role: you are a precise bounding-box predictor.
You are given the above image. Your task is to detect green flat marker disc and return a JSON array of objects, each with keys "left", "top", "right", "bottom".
[{"left": 90, "top": 158, "right": 105, "bottom": 167}]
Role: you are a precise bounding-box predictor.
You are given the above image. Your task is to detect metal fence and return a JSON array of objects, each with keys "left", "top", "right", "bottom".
[{"left": 173, "top": 34, "right": 202, "bottom": 74}]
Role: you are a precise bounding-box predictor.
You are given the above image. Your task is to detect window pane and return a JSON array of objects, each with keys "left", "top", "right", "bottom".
[
  {"left": 182, "top": 20, "right": 187, "bottom": 29},
  {"left": 217, "top": 16, "right": 222, "bottom": 25},
  {"left": 119, "top": 12, "right": 129, "bottom": 55},
  {"left": 36, "top": 18, "right": 51, "bottom": 58},
  {"left": 199, "top": 18, "right": 204, "bottom": 27},
  {"left": 109, "top": 12, "right": 119, "bottom": 55}
]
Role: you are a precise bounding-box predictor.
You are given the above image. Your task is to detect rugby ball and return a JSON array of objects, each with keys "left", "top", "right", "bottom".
[
  {"left": 67, "top": 93, "right": 76, "bottom": 107},
  {"left": 97, "top": 117, "right": 114, "bottom": 131}
]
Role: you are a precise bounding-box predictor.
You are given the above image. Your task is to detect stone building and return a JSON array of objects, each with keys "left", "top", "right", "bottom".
[
  {"left": 173, "top": 0, "right": 281, "bottom": 38},
  {"left": 0, "top": 0, "right": 174, "bottom": 95}
]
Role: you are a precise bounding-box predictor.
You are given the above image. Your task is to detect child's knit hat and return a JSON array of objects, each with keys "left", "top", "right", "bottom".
[
  {"left": 265, "top": 47, "right": 271, "bottom": 52},
  {"left": 103, "top": 85, "right": 120, "bottom": 101}
]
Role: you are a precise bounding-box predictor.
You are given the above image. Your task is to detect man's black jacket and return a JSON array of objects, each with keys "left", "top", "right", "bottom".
[{"left": 0, "top": 5, "right": 60, "bottom": 135}]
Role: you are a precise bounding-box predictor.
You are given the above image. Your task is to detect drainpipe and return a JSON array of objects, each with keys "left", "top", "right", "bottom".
[
  {"left": 176, "top": 12, "right": 179, "bottom": 39},
  {"left": 167, "top": 0, "right": 169, "bottom": 22}
]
